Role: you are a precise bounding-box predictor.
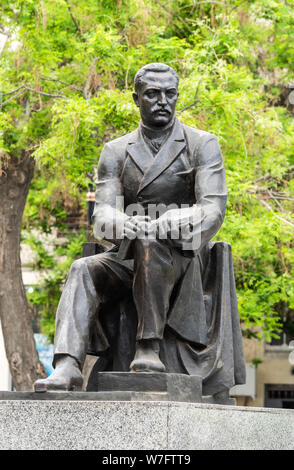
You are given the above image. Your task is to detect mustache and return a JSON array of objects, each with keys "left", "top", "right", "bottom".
[{"left": 152, "top": 107, "right": 171, "bottom": 114}]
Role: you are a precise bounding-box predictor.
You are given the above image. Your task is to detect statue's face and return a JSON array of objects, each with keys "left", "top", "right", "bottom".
[{"left": 133, "top": 71, "right": 179, "bottom": 127}]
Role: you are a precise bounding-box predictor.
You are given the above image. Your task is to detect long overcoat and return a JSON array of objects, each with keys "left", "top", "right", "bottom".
[{"left": 90, "top": 118, "right": 246, "bottom": 395}]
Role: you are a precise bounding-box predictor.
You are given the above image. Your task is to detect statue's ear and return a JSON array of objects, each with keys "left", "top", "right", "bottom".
[{"left": 133, "top": 92, "right": 139, "bottom": 107}]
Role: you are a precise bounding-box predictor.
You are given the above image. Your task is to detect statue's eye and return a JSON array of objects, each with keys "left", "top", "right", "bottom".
[
  {"left": 146, "top": 90, "right": 157, "bottom": 98},
  {"left": 167, "top": 90, "right": 177, "bottom": 98}
]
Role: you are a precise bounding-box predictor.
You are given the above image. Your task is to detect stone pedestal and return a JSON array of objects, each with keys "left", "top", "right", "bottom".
[
  {"left": 0, "top": 395, "right": 293, "bottom": 449},
  {"left": 95, "top": 372, "right": 202, "bottom": 403}
]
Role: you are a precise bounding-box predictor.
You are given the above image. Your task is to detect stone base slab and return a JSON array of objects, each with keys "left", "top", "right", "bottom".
[
  {"left": 0, "top": 397, "right": 294, "bottom": 450},
  {"left": 96, "top": 372, "right": 202, "bottom": 402}
]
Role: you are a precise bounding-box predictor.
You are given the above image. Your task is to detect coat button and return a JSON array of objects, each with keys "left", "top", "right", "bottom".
[{"left": 137, "top": 196, "right": 143, "bottom": 202}]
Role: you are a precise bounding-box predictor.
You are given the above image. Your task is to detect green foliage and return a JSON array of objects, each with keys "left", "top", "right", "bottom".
[
  {"left": 251, "top": 357, "right": 263, "bottom": 368},
  {"left": 25, "top": 230, "right": 88, "bottom": 343},
  {"left": 1, "top": 0, "right": 293, "bottom": 342}
]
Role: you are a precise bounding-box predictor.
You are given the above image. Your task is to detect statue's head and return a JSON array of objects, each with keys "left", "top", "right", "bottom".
[{"left": 133, "top": 63, "right": 179, "bottom": 128}]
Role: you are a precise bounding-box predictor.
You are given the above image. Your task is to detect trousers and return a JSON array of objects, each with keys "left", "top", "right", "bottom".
[{"left": 53, "top": 238, "right": 191, "bottom": 368}]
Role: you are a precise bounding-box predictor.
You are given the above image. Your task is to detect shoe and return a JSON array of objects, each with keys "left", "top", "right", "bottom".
[
  {"left": 130, "top": 339, "right": 166, "bottom": 373},
  {"left": 34, "top": 356, "right": 83, "bottom": 392}
]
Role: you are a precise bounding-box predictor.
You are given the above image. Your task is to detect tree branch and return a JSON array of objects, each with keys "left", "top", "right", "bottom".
[
  {"left": 1, "top": 85, "right": 68, "bottom": 106},
  {"left": 268, "top": 189, "right": 284, "bottom": 212},
  {"left": 178, "top": 99, "right": 200, "bottom": 113},
  {"left": 83, "top": 57, "right": 100, "bottom": 99},
  {"left": 23, "top": 85, "right": 67, "bottom": 99},
  {"left": 247, "top": 166, "right": 294, "bottom": 184},
  {"left": 153, "top": 0, "right": 193, "bottom": 35},
  {"left": 246, "top": 189, "right": 294, "bottom": 202},
  {"left": 40, "top": 77, "right": 83, "bottom": 94},
  {"left": 1, "top": 86, "right": 25, "bottom": 96},
  {"left": 193, "top": 1, "right": 227, "bottom": 5},
  {"left": 125, "top": 62, "right": 130, "bottom": 90},
  {"left": 64, "top": 0, "right": 85, "bottom": 42},
  {"left": 1, "top": 89, "right": 25, "bottom": 107},
  {"left": 259, "top": 199, "right": 294, "bottom": 227}
]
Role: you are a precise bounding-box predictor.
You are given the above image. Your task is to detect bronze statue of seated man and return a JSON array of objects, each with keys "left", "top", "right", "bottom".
[{"left": 34, "top": 63, "right": 246, "bottom": 400}]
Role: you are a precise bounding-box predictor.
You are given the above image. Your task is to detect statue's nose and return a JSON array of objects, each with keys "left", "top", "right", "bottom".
[{"left": 158, "top": 92, "right": 167, "bottom": 105}]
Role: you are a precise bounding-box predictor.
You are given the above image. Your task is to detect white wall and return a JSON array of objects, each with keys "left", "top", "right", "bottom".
[{"left": 0, "top": 321, "right": 12, "bottom": 391}]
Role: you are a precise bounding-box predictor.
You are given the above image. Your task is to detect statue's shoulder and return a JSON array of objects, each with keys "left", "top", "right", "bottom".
[
  {"left": 180, "top": 123, "right": 221, "bottom": 164},
  {"left": 98, "top": 129, "right": 138, "bottom": 173},
  {"left": 104, "top": 129, "right": 138, "bottom": 155},
  {"left": 181, "top": 122, "right": 217, "bottom": 145}
]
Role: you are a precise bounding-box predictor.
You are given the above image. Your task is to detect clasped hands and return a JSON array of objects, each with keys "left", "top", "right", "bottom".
[{"left": 122, "top": 208, "right": 197, "bottom": 241}]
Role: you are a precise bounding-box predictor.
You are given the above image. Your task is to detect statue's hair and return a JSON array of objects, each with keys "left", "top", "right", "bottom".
[{"left": 134, "top": 63, "right": 179, "bottom": 92}]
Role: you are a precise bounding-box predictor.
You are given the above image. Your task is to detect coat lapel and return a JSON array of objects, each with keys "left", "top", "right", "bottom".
[
  {"left": 127, "top": 128, "right": 154, "bottom": 175},
  {"left": 137, "top": 119, "right": 186, "bottom": 194}
]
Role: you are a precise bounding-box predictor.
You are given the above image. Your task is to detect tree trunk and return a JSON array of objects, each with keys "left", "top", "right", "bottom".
[{"left": 0, "top": 154, "right": 46, "bottom": 391}]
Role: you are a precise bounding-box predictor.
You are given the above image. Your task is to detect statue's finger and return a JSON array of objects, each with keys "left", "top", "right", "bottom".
[
  {"left": 124, "top": 228, "right": 137, "bottom": 239},
  {"left": 125, "top": 221, "right": 137, "bottom": 231}
]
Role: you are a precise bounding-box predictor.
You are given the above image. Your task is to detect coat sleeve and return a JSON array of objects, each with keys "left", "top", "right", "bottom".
[
  {"left": 170, "top": 134, "right": 227, "bottom": 252},
  {"left": 193, "top": 134, "right": 227, "bottom": 248},
  {"left": 92, "top": 142, "right": 128, "bottom": 245}
]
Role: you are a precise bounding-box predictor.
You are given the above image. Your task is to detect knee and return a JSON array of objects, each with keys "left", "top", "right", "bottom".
[
  {"left": 135, "top": 238, "right": 157, "bottom": 260},
  {"left": 69, "top": 253, "right": 111, "bottom": 283},
  {"left": 134, "top": 238, "right": 170, "bottom": 266},
  {"left": 69, "top": 257, "right": 90, "bottom": 276},
  {"left": 135, "top": 237, "right": 159, "bottom": 250}
]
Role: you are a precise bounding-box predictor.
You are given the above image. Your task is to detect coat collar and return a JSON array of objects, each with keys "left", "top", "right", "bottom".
[{"left": 127, "top": 118, "right": 186, "bottom": 194}]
